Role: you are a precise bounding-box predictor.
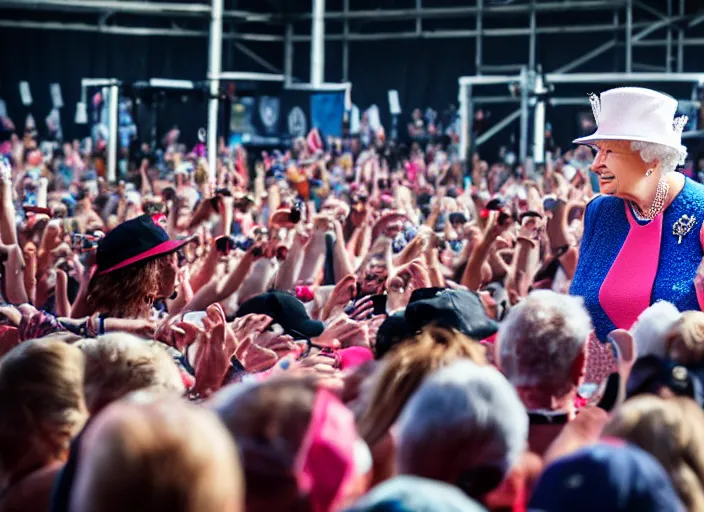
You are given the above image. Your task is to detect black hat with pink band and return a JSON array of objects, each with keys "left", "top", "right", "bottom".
[{"left": 96, "top": 214, "right": 190, "bottom": 275}]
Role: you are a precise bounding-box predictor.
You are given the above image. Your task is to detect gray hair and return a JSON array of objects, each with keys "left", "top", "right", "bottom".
[
  {"left": 497, "top": 290, "right": 591, "bottom": 391},
  {"left": 631, "top": 141, "right": 684, "bottom": 174},
  {"left": 396, "top": 359, "right": 527, "bottom": 477},
  {"left": 630, "top": 301, "right": 681, "bottom": 359}
]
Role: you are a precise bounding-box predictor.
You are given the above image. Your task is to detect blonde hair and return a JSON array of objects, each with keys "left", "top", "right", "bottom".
[
  {"left": 0, "top": 338, "right": 87, "bottom": 476},
  {"left": 77, "top": 333, "right": 185, "bottom": 414},
  {"left": 666, "top": 311, "right": 704, "bottom": 365},
  {"left": 357, "top": 325, "right": 486, "bottom": 446},
  {"left": 603, "top": 396, "right": 704, "bottom": 511},
  {"left": 72, "top": 397, "right": 243, "bottom": 512}
]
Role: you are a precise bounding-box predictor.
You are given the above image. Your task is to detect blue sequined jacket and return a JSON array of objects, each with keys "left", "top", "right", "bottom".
[{"left": 571, "top": 177, "right": 704, "bottom": 341}]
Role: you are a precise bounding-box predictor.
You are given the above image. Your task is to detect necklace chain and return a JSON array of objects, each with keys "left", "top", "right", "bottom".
[{"left": 631, "top": 178, "right": 669, "bottom": 221}]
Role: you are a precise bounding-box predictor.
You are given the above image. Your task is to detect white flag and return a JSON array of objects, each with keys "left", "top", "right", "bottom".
[
  {"left": 19, "top": 82, "right": 32, "bottom": 106},
  {"left": 50, "top": 83, "right": 64, "bottom": 109},
  {"left": 75, "top": 102, "right": 88, "bottom": 124}
]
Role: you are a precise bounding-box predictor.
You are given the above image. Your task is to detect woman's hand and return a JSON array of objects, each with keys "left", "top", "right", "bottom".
[
  {"left": 321, "top": 273, "right": 357, "bottom": 322},
  {"left": 386, "top": 259, "right": 431, "bottom": 313},
  {"left": 315, "top": 314, "right": 369, "bottom": 349}
]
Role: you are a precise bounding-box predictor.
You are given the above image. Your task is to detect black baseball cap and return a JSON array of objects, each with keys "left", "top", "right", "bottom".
[
  {"left": 97, "top": 214, "right": 191, "bottom": 275},
  {"left": 405, "top": 289, "right": 499, "bottom": 341},
  {"left": 235, "top": 291, "right": 325, "bottom": 339},
  {"left": 374, "top": 288, "right": 498, "bottom": 359}
]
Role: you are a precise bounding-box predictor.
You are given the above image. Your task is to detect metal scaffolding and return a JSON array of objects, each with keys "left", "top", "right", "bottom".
[
  {"left": 458, "top": 72, "right": 704, "bottom": 164},
  {"left": 3, "top": 0, "right": 704, "bottom": 175}
]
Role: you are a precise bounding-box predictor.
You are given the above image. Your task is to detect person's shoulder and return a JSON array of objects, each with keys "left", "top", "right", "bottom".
[
  {"left": 684, "top": 176, "right": 704, "bottom": 195},
  {"left": 584, "top": 194, "right": 621, "bottom": 219}
]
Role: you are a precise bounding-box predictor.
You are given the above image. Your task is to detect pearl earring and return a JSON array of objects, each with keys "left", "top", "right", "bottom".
[{"left": 645, "top": 169, "right": 654, "bottom": 177}]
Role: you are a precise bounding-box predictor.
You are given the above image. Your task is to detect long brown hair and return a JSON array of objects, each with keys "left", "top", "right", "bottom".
[
  {"left": 356, "top": 325, "right": 486, "bottom": 447},
  {"left": 86, "top": 257, "right": 164, "bottom": 319}
]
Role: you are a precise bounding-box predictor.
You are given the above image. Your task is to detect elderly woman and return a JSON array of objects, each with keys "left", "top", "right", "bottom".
[
  {"left": 0, "top": 339, "right": 87, "bottom": 512},
  {"left": 570, "top": 87, "right": 704, "bottom": 342}
]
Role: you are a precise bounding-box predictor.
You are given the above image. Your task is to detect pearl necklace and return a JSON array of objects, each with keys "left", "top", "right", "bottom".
[{"left": 630, "top": 178, "right": 669, "bottom": 221}]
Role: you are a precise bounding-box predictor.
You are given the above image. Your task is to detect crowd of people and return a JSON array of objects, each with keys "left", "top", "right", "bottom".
[{"left": 0, "top": 86, "right": 703, "bottom": 512}]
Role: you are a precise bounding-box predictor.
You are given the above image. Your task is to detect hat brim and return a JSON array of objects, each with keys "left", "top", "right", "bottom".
[
  {"left": 573, "top": 133, "right": 686, "bottom": 156},
  {"left": 99, "top": 238, "right": 190, "bottom": 275},
  {"left": 294, "top": 318, "right": 325, "bottom": 339}
]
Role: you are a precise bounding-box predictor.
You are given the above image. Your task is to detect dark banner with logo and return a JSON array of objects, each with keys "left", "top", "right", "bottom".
[{"left": 228, "top": 88, "right": 345, "bottom": 146}]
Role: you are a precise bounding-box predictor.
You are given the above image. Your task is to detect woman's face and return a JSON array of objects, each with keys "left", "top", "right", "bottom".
[
  {"left": 157, "top": 253, "right": 179, "bottom": 298},
  {"left": 591, "top": 140, "right": 649, "bottom": 196}
]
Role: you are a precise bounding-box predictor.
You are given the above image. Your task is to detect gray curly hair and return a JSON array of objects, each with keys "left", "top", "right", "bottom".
[{"left": 631, "top": 141, "right": 685, "bottom": 174}]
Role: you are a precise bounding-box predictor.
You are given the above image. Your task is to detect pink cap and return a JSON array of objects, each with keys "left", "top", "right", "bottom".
[
  {"left": 294, "top": 389, "right": 357, "bottom": 512},
  {"left": 338, "top": 347, "right": 374, "bottom": 371}
]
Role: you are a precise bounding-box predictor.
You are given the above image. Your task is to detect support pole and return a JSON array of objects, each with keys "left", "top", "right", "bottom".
[
  {"left": 666, "top": 0, "right": 673, "bottom": 72},
  {"left": 459, "top": 83, "right": 469, "bottom": 161},
  {"left": 529, "top": 0, "right": 536, "bottom": 70},
  {"left": 677, "top": 0, "right": 684, "bottom": 72},
  {"left": 107, "top": 81, "right": 119, "bottom": 183},
  {"left": 207, "top": 0, "right": 223, "bottom": 182},
  {"left": 284, "top": 24, "right": 293, "bottom": 86},
  {"left": 311, "top": 0, "right": 325, "bottom": 87},
  {"left": 415, "top": 0, "right": 422, "bottom": 35},
  {"left": 475, "top": 0, "right": 483, "bottom": 74},
  {"left": 625, "top": 0, "right": 633, "bottom": 72},
  {"left": 533, "top": 73, "right": 546, "bottom": 164},
  {"left": 467, "top": 85, "right": 475, "bottom": 160},
  {"left": 519, "top": 68, "right": 530, "bottom": 164},
  {"left": 342, "top": 0, "right": 349, "bottom": 81}
]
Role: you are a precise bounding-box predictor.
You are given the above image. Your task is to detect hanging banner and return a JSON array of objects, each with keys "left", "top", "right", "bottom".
[
  {"left": 50, "top": 83, "right": 64, "bottom": 109},
  {"left": 310, "top": 92, "right": 344, "bottom": 138},
  {"left": 19, "top": 82, "right": 33, "bottom": 106}
]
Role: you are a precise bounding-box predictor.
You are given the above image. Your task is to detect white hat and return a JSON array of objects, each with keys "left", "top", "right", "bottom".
[{"left": 573, "top": 87, "right": 688, "bottom": 164}]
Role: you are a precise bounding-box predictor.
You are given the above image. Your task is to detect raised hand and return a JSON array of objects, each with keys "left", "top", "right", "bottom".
[
  {"left": 191, "top": 303, "right": 232, "bottom": 396},
  {"left": 321, "top": 273, "right": 357, "bottom": 322},
  {"left": 315, "top": 314, "right": 370, "bottom": 349},
  {"left": 386, "top": 259, "right": 431, "bottom": 312}
]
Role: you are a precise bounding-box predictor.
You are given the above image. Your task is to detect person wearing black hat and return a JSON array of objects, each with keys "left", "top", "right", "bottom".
[
  {"left": 235, "top": 290, "right": 325, "bottom": 340},
  {"left": 375, "top": 288, "right": 499, "bottom": 359},
  {"left": 83, "top": 214, "right": 191, "bottom": 320}
]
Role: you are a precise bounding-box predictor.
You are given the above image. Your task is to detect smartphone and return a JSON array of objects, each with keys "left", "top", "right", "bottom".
[
  {"left": 498, "top": 211, "right": 513, "bottom": 226},
  {"left": 289, "top": 201, "right": 303, "bottom": 224},
  {"left": 369, "top": 294, "right": 388, "bottom": 316},
  {"left": 182, "top": 310, "right": 207, "bottom": 328},
  {"left": 55, "top": 258, "right": 72, "bottom": 273},
  {"left": 215, "top": 235, "right": 236, "bottom": 255},
  {"left": 162, "top": 186, "right": 177, "bottom": 202},
  {"left": 234, "top": 236, "right": 255, "bottom": 252},
  {"left": 72, "top": 234, "right": 99, "bottom": 253},
  {"left": 543, "top": 197, "right": 561, "bottom": 212},
  {"left": 448, "top": 212, "right": 468, "bottom": 226},
  {"left": 595, "top": 373, "right": 621, "bottom": 412},
  {"left": 23, "top": 205, "right": 52, "bottom": 216}
]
